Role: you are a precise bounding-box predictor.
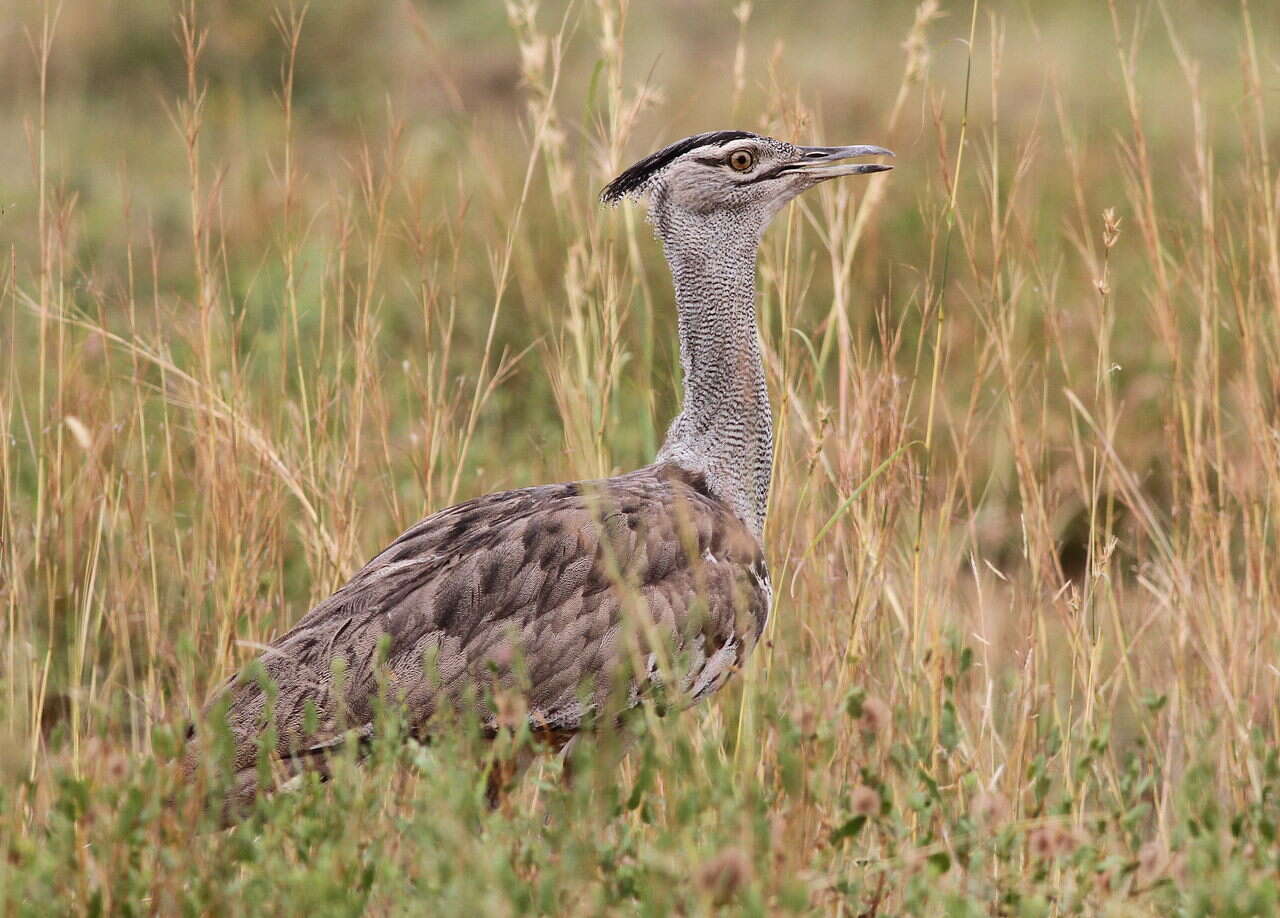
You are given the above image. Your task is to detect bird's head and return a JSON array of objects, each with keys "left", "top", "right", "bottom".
[{"left": 601, "top": 130, "right": 892, "bottom": 239}]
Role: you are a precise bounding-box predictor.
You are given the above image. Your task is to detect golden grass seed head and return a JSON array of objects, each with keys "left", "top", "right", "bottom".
[
  {"left": 850, "top": 784, "right": 880, "bottom": 817},
  {"left": 969, "top": 791, "right": 1009, "bottom": 827},
  {"left": 696, "top": 847, "right": 752, "bottom": 905},
  {"left": 857, "top": 696, "right": 890, "bottom": 738}
]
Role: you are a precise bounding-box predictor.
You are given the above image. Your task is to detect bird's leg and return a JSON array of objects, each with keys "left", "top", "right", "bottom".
[
  {"left": 555, "top": 724, "right": 639, "bottom": 805},
  {"left": 555, "top": 734, "right": 579, "bottom": 791},
  {"left": 485, "top": 728, "right": 592, "bottom": 811},
  {"left": 484, "top": 744, "right": 536, "bottom": 812}
]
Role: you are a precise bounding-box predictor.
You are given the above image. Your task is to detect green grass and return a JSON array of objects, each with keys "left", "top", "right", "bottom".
[{"left": 3, "top": 0, "right": 1280, "bottom": 913}]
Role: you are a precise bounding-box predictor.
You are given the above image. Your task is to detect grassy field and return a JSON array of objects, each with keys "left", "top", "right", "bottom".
[{"left": 3, "top": 0, "right": 1280, "bottom": 913}]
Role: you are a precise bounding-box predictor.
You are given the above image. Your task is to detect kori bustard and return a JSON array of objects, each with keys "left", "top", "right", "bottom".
[{"left": 186, "top": 130, "right": 892, "bottom": 811}]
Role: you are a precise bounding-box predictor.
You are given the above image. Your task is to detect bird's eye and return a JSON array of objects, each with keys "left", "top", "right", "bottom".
[{"left": 728, "top": 150, "right": 755, "bottom": 172}]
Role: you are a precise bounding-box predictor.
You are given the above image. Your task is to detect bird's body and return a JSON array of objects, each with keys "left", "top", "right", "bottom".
[
  {"left": 187, "top": 130, "right": 890, "bottom": 810},
  {"left": 207, "top": 464, "right": 768, "bottom": 809}
]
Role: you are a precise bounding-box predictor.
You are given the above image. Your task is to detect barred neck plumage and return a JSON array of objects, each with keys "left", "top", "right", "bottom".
[{"left": 654, "top": 209, "right": 771, "bottom": 536}]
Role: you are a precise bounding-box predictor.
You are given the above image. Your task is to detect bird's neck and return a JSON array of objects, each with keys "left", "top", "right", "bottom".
[{"left": 656, "top": 216, "right": 771, "bottom": 535}]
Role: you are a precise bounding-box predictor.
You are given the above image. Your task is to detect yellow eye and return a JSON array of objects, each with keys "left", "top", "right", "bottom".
[{"left": 728, "top": 150, "right": 755, "bottom": 172}]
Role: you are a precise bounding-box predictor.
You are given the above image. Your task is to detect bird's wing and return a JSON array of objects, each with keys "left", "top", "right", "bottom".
[{"left": 201, "top": 463, "right": 769, "bottom": 774}]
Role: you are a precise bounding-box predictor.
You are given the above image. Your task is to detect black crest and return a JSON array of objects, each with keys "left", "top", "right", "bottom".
[{"left": 599, "top": 130, "right": 757, "bottom": 204}]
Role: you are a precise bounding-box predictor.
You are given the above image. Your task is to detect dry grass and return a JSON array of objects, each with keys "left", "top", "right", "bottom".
[{"left": 2, "top": 0, "right": 1280, "bottom": 913}]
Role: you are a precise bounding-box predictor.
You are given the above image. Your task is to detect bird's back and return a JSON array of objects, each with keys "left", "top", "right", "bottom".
[{"left": 187, "top": 462, "right": 769, "bottom": 804}]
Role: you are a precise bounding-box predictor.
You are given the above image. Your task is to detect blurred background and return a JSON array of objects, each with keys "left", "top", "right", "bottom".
[
  {"left": 3, "top": 0, "right": 1280, "bottom": 911},
  {"left": 1, "top": 0, "right": 1274, "bottom": 476}
]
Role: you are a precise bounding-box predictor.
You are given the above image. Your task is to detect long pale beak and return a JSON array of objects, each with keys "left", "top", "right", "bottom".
[{"left": 782, "top": 144, "right": 895, "bottom": 179}]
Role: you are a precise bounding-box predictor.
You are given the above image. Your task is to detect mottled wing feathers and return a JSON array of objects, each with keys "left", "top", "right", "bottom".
[{"left": 200, "top": 464, "right": 769, "bottom": 776}]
